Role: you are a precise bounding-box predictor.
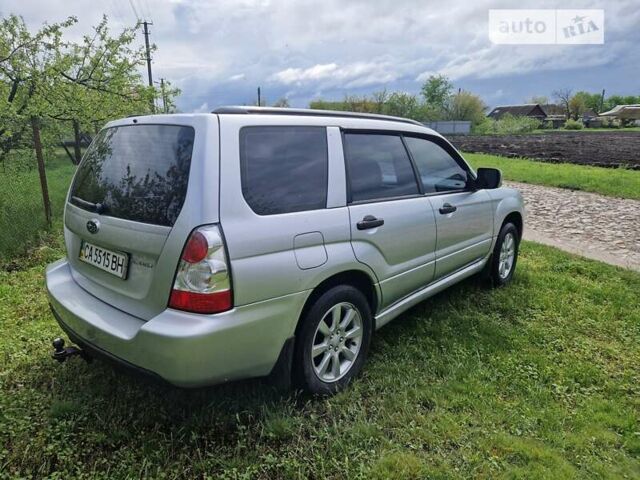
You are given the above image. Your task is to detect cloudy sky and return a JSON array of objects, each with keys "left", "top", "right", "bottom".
[{"left": 3, "top": 0, "right": 639, "bottom": 111}]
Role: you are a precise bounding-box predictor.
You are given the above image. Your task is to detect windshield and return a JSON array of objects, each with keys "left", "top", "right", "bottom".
[{"left": 70, "top": 124, "right": 195, "bottom": 227}]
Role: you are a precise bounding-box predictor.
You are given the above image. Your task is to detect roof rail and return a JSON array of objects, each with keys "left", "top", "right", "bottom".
[{"left": 211, "top": 106, "right": 424, "bottom": 126}]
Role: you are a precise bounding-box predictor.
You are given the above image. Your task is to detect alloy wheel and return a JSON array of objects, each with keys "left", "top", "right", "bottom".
[{"left": 311, "top": 302, "right": 363, "bottom": 383}]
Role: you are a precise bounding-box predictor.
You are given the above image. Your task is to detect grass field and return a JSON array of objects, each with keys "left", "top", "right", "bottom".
[
  {"left": 465, "top": 153, "right": 640, "bottom": 200},
  {"left": 1, "top": 239, "right": 639, "bottom": 479}
]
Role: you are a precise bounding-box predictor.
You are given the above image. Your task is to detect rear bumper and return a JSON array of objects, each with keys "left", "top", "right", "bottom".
[{"left": 46, "top": 258, "right": 308, "bottom": 387}]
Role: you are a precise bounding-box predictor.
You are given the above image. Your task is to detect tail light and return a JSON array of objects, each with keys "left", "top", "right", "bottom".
[{"left": 169, "top": 225, "right": 232, "bottom": 314}]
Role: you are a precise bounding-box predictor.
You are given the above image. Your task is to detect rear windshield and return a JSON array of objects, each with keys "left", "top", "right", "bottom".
[{"left": 70, "top": 124, "right": 195, "bottom": 226}]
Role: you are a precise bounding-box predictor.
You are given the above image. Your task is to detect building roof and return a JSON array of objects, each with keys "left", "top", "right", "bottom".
[
  {"left": 487, "top": 104, "right": 547, "bottom": 120},
  {"left": 540, "top": 104, "right": 566, "bottom": 116},
  {"left": 599, "top": 104, "right": 640, "bottom": 119}
]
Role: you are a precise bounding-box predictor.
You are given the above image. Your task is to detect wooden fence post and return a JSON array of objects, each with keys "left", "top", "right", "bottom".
[
  {"left": 72, "top": 119, "right": 82, "bottom": 165},
  {"left": 31, "top": 116, "right": 52, "bottom": 226}
]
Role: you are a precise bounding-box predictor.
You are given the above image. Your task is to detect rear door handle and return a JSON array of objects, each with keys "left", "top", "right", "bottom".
[
  {"left": 357, "top": 215, "right": 384, "bottom": 230},
  {"left": 439, "top": 203, "right": 457, "bottom": 215}
]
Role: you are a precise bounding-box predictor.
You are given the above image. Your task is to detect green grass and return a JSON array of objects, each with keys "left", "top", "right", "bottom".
[
  {"left": 465, "top": 152, "right": 640, "bottom": 200},
  {"left": 1, "top": 240, "right": 639, "bottom": 478},
  {"left": 0, "top": 151, "right": 76, "bottom": 263}
]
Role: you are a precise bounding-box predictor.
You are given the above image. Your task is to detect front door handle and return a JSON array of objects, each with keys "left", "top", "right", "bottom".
[
  {"left": 357, "top": 215, "right": 384, "bottom": 230},
  {"left": 439, "top": 203, "right": 457, "bottom": 215}
]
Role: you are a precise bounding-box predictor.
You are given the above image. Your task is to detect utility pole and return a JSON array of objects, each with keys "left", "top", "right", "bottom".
[
  {"left": 142, "top": 21, "right": 155, "bottom": 112},
  {"left": 257, "top": 86, "right": 261, "bottom": 106},
  {"left": 160, "top": 78, "right": 167, "bottom": 113}
]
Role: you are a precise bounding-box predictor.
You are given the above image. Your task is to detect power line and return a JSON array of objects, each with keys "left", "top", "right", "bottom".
[
  {"left": 128, "top": 0, "right": 140, "bottom": 21},
  {"left": 141, "top": 0, "right": 153, "bottom": 22},
  {"left": 109, "top": 0, "right": 126, "bottom": 24}
]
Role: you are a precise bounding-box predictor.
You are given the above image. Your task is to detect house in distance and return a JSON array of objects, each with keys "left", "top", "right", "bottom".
[{"left": 487, "top": 103, "right": 567, "bottom": 128}]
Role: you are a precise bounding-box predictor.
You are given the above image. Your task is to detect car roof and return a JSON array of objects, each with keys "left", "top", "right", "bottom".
[
  {"left": 212, "top": 106, "right": 425, "bottom": 127},
  {"left": 105, "top": 108, "right": 441, "bottom": 138}
]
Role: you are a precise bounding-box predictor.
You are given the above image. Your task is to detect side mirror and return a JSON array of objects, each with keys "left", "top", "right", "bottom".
[{"left": 475, "top": 167, "right": 502, "bottom": 189}]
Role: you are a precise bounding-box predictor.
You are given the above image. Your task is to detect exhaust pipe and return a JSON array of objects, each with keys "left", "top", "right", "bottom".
[{"left": 52, "top": 338, "right": 92, "bottom": 363}]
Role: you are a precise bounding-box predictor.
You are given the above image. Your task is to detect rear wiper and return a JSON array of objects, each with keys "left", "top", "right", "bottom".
[{"left": 71, "top": 196, "right": 107, "bottom": 214}]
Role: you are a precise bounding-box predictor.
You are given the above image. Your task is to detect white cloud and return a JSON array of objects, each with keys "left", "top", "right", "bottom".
[
  {"left": 194, "top": 101, "right": 210, "bottom": 113},
  {"left": 270, "top": 61, "right": 399, "bottom": 88},
  {"left": 229, "top": 73, "right": 246, "bottom": 81},
  {"left": 271, "top": 64, "right": 338, "bottom": 84}
]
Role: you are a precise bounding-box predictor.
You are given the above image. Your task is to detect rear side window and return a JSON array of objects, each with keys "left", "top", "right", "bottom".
[
  {"left": 240, "top": 126, "right": 328, "bottom": 215},
  {"left": 70, "top": 124, "right": 195, "bottom": 226},
  {"left": 404, "top": 136, "right": 468, "bottom": 193},
  {"left": 343, "top": 133, "right": 419, "bottom": 202}
]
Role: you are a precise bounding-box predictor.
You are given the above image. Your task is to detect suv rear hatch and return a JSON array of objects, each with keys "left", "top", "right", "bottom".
[{"left": 64, "top": 116, "right": 218, "bottom": 320}]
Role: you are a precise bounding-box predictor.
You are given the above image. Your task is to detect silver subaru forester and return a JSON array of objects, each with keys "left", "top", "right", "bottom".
[{"left": 46, "top": 107, "right": 524, "bottom": 394}]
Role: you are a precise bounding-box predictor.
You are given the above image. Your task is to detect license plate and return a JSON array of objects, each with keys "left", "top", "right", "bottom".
[{"left": 79, "top": 241, "right": 129, "bottom": 279}]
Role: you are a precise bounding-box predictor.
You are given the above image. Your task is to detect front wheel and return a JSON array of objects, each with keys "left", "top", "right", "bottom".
[
  {"left": 293, "top": 285, "right": 373, "bottom": 395},
  {"left": 489, "top": 222, "right": 519, "bottom": 287}
]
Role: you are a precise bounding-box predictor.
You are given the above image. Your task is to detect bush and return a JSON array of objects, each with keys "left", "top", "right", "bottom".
[
  {"left": 472, "top": 114, "right": 540, "bottom": 135},
  {"left": 564, "top": 119, "right": 584, "bottom": 130}
]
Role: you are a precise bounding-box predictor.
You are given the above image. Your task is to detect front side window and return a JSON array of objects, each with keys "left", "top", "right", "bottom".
[
  {"left": 240, "top": 126, "right": 328, "bottom": 215},
  {"left": 404, "top": 136, "right": 468, "bottom": 193},
  {"left": 343, "top": 133, "right": 419, "bottom": 202},
  {"left": 70, "top": 124, "right": 195, "bottom": 226}
]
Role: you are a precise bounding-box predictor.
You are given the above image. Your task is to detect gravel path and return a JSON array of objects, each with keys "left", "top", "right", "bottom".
[{"left": 506, "top": 182, "right": 640, "bottom": 272}]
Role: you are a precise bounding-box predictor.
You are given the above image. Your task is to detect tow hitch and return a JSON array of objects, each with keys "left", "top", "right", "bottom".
[{"left": 52, "top": 338, "right": 92, "bottom": 363}]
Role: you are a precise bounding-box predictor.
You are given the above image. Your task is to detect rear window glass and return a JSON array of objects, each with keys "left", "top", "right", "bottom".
[
  {"left": 70, "top": 124, "right": 195, "bottom": 226},
  {"left": 240, "top": 126, "right": 328, "bottom": 215}
]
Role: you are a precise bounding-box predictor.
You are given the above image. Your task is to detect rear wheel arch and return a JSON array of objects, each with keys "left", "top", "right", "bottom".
[{"left": 296, "top": 270, "right": 378, "bottom": 336}]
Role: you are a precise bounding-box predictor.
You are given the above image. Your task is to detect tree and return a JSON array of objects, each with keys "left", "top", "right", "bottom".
[
  {"left": 309, "top": 74, "right": 487, "bottom": 124},
  {"left": 527, "top": 95, "right": 548, "bottom": 104},
  {"left": 46, "top": 16, "right": 156, "bottom": 163},
  {"left": 552, "top": 88, "right": 573, "bottom": 118},
  {"left": 0, "top": 14, "right": 75, "bottom": 222},
  {"left": 157, "top": 78, "right": 181, "bottom": 113},
  {"left": 568, "top": 95, "right": 586, "bottom": 120},
  {"left": 0, "top": 14, "right": 75, "bottom": 161},
  {"left": 420, "top": 74, "right": 452, "bottom": 111},
  {"left": 382, "top": 92, "right": 421, "bottom": 119},
  {"left": 445, "top": 91, "right": 486, "bottom": 126},
  {"left": 0, "top": 13, "right": 180, "bottom": 224},
  {"left": 370, "top": 89, "right": 389, "bottom": 113},
  {"left": 573, "top": 91, "right": 602, "bottom": 113},
  {"left": 342, "top": 94, "right": 378, "bottom": 113},
  {"left": 272, "top": 97, "right": 290, "bottom": 108}
]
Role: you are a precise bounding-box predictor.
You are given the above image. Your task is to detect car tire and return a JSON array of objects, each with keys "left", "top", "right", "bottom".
[
  {"left": 293, "top": 285, "right": 373, "bottom": 395},
  {"left": 488, "top": 222, "right": 520, "bottom": 287}
]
